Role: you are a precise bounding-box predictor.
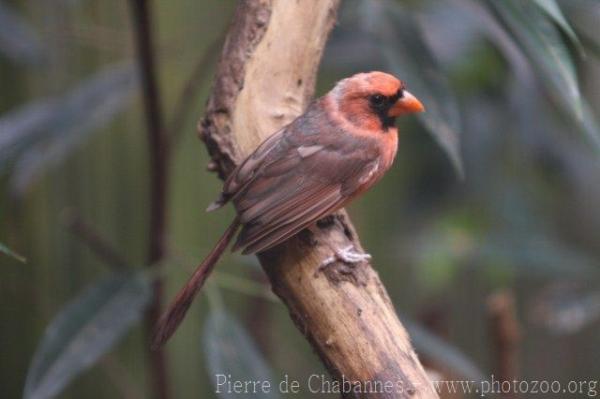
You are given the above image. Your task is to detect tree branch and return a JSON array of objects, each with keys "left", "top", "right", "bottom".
[{"left": 199, "top": 1, "right": 436, "bottom": 398}]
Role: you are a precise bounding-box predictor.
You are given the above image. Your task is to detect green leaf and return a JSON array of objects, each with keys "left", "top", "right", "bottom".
[
  {"left": 203, "top": 309, "right": 280, "bottom": 399},
  {"left": 0, "top": 241, "right": 26, "bottom": 263},
  {"left": 362, "top": 0, "right": 464, "bottom": 177},
  {"left": 579, "top": 30, "right": 600, "bottom": 60},
  {"left": 23, "top": 273, "right": 151, "bottom": 399},
  {"left": 0, "top": 2, "right": 44, "bottom": 65},
  {"left": 404, "top": 319, "right": 486, "bottom": 382},
  {"left": 0, "top": 63, "right": 138, "bottom": 195},
  {"left": 488, "top": 0, "right": 588, "bottom": 131},
  {"left": 578, "top": 99, "right": 600, "bottom": 153},
  {"left": 496, "top": 0, "right": 581, "bottom": 114},
  {"left": 532, "top": 0, "right": 585, "bottom": 56}
]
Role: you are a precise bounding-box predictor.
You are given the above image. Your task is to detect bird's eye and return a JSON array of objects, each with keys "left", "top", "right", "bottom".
[{"left": 370, "top": 94, "right": 386, "bottom": 107}]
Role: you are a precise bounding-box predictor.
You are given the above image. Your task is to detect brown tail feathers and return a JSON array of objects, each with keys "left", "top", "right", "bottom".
[{"left": 151, "top": 217, "right": 241, "bottom": 349}]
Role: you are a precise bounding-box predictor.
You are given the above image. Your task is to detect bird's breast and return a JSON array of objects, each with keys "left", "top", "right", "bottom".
[
  {"left": 376, "top": 127, "right": 399, "bottom": 177},
  {"left": 346, "top": 128, "right": 398, "bottom": 201}
]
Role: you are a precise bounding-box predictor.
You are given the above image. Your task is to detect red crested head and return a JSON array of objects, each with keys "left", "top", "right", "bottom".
[{"left": 329, "top": 71, "right": 424, "bottom": 131}]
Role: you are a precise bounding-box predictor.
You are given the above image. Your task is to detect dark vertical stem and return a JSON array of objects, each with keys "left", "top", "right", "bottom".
[
  {"left": 418, "top": 302, "right": 449, "bottom": 374},
  {"left": 488, "top": 290, "right": 521, "bottom": 399},
  {"left": 128, "top": 1, "right": 170, "bottom": 398}
]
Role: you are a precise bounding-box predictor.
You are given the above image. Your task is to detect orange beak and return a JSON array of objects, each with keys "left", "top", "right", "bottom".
[{"left": 389, "top": 90, "right": 425, "bottom": 117}]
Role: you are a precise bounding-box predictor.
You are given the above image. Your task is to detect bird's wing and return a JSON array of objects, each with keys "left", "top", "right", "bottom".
[
  {"left": 207, "top": 127, "right": 287, "bottom": 211},
  {"left": 230, "top": 133, "right": 379, "bottom": 254}
]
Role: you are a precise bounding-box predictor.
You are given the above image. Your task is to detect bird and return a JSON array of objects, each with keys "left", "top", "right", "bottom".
[{"left": 152, "top": 71, "right": 424, "bottom": 348}]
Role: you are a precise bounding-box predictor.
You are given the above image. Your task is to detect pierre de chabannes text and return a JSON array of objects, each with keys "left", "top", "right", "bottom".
[{"left": 215, "top": 373, "right": 599, "bottom": 397}]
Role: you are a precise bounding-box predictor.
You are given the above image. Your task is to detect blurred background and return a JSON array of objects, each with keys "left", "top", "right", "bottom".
[{"left": 1, "top": 0, "right": 600, "bottom": 398}]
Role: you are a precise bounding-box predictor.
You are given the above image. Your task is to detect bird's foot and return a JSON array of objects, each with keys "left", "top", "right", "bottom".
[{"left": 320, "top": 245, "right": 371, "bottom": 269}]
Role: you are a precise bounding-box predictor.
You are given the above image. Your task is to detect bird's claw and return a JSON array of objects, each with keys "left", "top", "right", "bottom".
[{"left": 320, "top": 245, "right": 371, "bottom": 268}]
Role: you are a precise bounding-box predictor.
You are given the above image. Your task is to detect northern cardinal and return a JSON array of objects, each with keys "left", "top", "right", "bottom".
[{"left": 152, "top": 71, "right": 424, "bottom": 348}]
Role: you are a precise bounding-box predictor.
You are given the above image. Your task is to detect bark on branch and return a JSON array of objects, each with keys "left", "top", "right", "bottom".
[{"left": 199, "top": 1, "right": 437, "bottom": 398}]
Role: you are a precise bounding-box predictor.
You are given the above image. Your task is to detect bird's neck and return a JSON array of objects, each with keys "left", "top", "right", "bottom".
[{"left": 318, "top": 95, "right": 398, "bottom": 173}]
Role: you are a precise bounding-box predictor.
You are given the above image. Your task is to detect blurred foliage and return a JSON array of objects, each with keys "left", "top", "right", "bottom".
[
  {"left": 330, "top": 0, "right": 465, "bottom": 176},
  {"left": 24, "top": 273, "right": 151, "bottom": 399},
  {"left": 202, "top": 292, "right": 280, "bottom": 399},
  {"left": 489, "top": 0, "right": 598, "bottom": 146},
  {"left": 1, "top": 0, "right": 600, "bottom": 398},
  {"left": 529, "top": 283, "right": 600, "bottom": 335},
  {"left": 404, "top": 318, "right": 486, "bottom": 382},
  {"left": 0, "top": 1, "right": 44, "bottom": 65},
  {"left": 0, "top": 240, "right": 26, "bottom": 262},
  {"left": 0, "top": 63, "right": 137, "bottom": 195}
]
